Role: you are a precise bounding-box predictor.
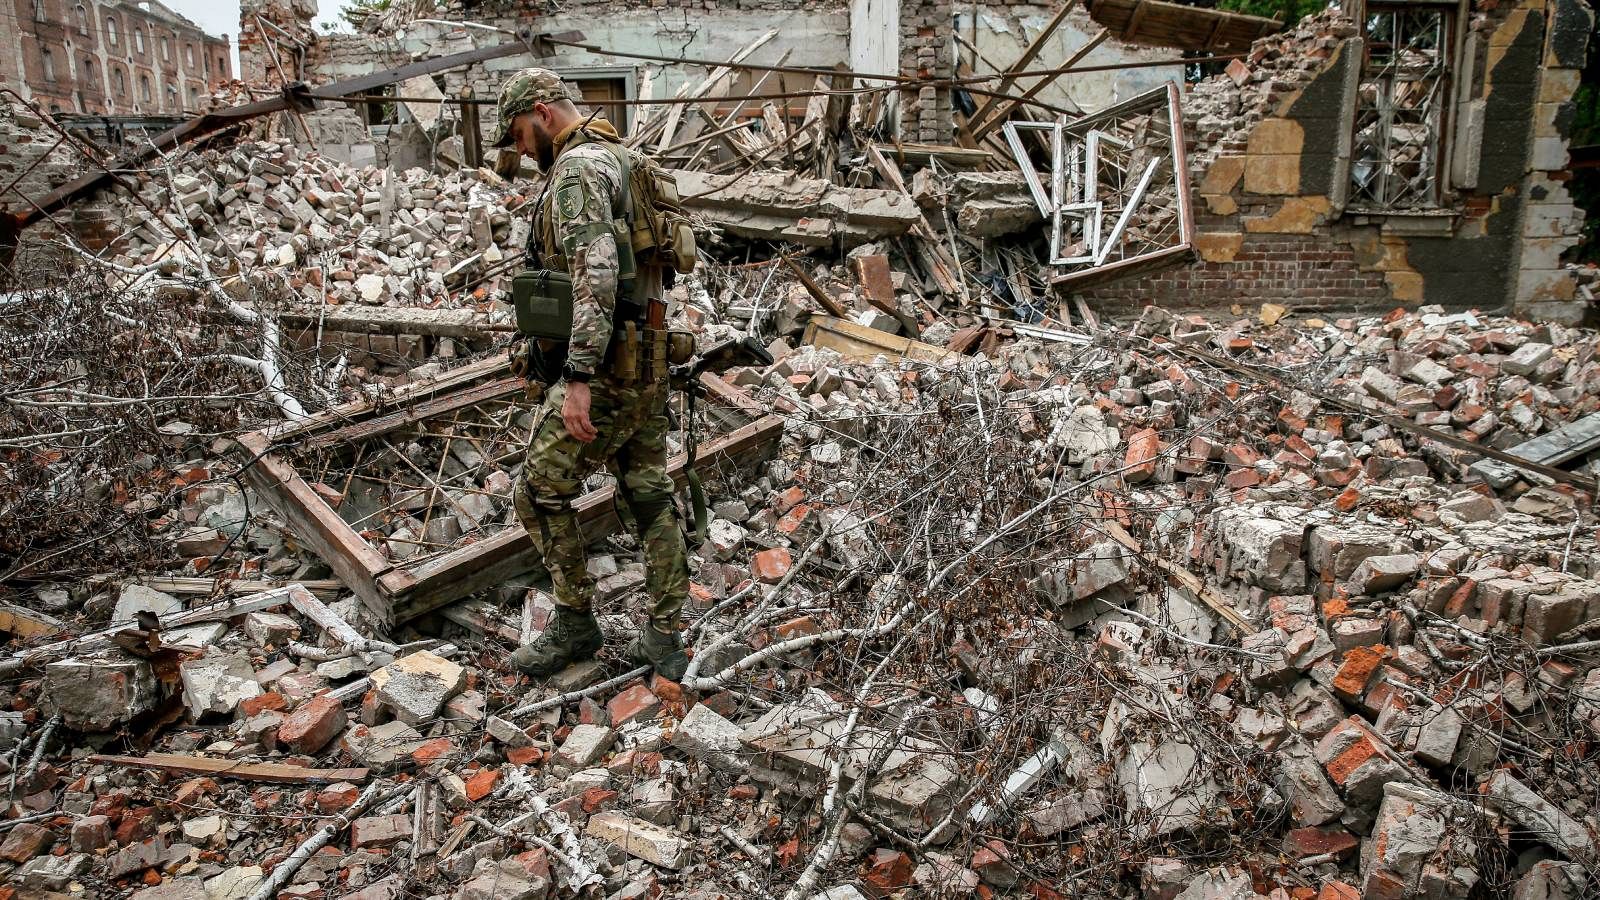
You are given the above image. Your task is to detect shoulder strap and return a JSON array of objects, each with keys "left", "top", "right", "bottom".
[{"left": 562, "top": 128, "right": 633, "bottom": 220}]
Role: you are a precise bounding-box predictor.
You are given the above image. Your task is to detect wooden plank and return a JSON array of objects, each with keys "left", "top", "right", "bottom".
[
  {"left": 1469, "top": 412, "right": 1600, "bottom": 488},
  {"left": 289, "top": 587, "right": 367, "bottom": 645},
  {"left": 802, "top": 315, "right": 957, "bottom": 365},
  {"left": 0, "top": 604, "right": 63, "bottom": 640},
  {"left": 299, "top": 377, "right": 523, "bottom": 453},
  {"left": 237, "top": 435, "right": 394, "bottom": 625},
  {"left": 974, "top": 31, "right": 1109, "bottom": 139},
  {"left": 390, "top": 414, "right": 786, "bottom": 622},
  {"left": 277, "top": 304, "right": 512, "bottom": 338},
  {"left": 87, "top": 753, "right": 368, "bottom": 785},
  {"left": 1121, "top": 0, "right": 1150, "bottom": 39},
  {"left": 783, "top": 256, "right": 851, "bottom": 318},
  {"left": 440, "top": 599, "right": 523, "bottom": 644},
  {"left": 129, "top": 576, "right": 344, "bottom": 600},
  {"left": 642, "top": 30, "right": 778, "bottom": 152},
  {"left": 246, "top": 355, "right": 510, "bottom": 447},
  {"left": 868, "top": 142, "right": 993, "bottom": 168},
  {"left": 864, "top": 145, "right": 963, "bottom": 303}
]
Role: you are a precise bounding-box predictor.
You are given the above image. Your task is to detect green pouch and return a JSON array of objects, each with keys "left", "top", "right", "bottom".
[{"left": 511, "top": 269, "right": 574, "bottom": 340}]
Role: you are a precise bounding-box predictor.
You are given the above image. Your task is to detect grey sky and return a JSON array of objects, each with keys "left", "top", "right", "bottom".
[{"left": 160, "top": 0, "right": 352, "bottom": 72}]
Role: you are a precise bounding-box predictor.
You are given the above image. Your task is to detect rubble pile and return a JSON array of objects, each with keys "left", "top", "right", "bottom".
[
  {"left": 99, "top": 139, "right": 524, "bottom": 310},
  {"left": 1183, "top": 10, "right": 1360, "bottom": 168},
  {"left": 1, "top": 293, "right": 1598, "bottom": 899}
]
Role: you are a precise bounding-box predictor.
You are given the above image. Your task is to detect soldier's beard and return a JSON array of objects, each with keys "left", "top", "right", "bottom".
[{"left": 530, "top": 123, "right": 557, "bottom": 172}]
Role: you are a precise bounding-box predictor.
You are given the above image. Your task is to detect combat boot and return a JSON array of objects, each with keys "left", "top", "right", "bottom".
[
  {"left": 623, "top": 624, "right": 689, "bottom": 682},
  {"left": 510, "top": 607, "right": 604, "bottom": 678}
]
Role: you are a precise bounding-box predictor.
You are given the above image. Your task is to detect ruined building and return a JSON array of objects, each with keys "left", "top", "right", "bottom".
[
  {"left": 0, "top": 0, "right": 233, "bottom": 116},
  {"left": 235, "top": 0, "right": 1596, "bottom": 324}
]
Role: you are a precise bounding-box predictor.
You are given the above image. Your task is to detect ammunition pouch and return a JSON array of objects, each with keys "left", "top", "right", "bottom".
[
  {"left": 512, "top": 270, "right": 676, "bottom": 385},
  {"left": 512, "top": 269, "right": 574, "bottom": 341}
]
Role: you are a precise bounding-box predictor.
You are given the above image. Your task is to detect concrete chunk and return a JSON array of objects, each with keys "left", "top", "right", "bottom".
[
  {"left": 556, "top": 723, "right": 617, "bottom": 769},
  {"left": 179, "top": 651, "right": 262, "bottom": 719},
  {"left": 372, "top": 650, "right": 466, "bottom": 726},
  {"left": 1483, "top": 770, "right": 1595, "bottom": 861},
  {"left": 44, "top": 656, "right": 157, "bottom": 731},
  {"left": 585, "top": 811, "right": 690, "bottom": 869},
  {"left": 672, "top": 703, "right": 747, "bottom": 774}
]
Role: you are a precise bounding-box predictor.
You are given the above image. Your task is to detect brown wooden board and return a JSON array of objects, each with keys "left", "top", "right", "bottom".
[
  {"left": 1087, "top": 0, "right": 1280, "bottom": 51},
  {"left": 389, "top": 413, "right": 785, "bottom": 622},
  {"left": 236, "top": 358, "right": 779, "bottom": 629},
  {"left": 88, "top": 753, "right": 368, "bottom": 784}
]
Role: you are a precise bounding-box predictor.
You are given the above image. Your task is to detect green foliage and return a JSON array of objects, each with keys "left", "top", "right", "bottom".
[
  {"left": 1215, "top": 0, "right": 1329, "bottom": 26},
  {"left": 339, "top": 0, "right": 393, "bottom": 30}
]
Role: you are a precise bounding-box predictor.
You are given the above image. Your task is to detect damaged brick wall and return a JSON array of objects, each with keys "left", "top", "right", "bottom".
[
  {"left": 0, "top": 97, "right": 80, "bottom": 223},
  {"left": 1082, "top": 0, "right": 1595, "bottom": 322},
  {"left": 901, "top": 0, "right": 955, "bottom": 142}
]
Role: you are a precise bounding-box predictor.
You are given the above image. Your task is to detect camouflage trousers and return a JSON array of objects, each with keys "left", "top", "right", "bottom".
[{"left": 514, "top": 373, "right": 688, "bottom": 632}]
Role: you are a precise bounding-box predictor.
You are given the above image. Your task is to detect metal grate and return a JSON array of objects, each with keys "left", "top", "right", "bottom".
[{"left": 1350, "top": 4, "right": 1451, "bottom": 210}]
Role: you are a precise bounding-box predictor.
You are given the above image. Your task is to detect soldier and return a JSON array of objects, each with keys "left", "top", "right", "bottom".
[{"left": 489, "top": 68, "right": 690, "bottom": 681}]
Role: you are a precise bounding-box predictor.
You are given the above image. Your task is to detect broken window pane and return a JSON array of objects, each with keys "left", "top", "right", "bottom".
[{"left": 1350, "top": 4, "right": 1451, "bottom": 210}]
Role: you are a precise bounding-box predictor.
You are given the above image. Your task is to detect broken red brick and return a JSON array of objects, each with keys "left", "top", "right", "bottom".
[
  {"left": 315, "top": 782, "right": 360, "bottom": 814},
  {"left": 607, "top": 683, "right": 661, "bottom": 726},
  {"left": 580, "top": 787, "right": 617, "bottom": 813},
  {"left": 862, "top": 848, "right": 914, "bottom": 897},
  {"left": 1282, "top": 826, "right": 1358, "bottom": 859},
  {"left": 1332, "top": 645, "right": 1388, "bottom": 699},
  {"left": 752, "top": 548, "right": 793, "bottom": 584},
  {"left": 277, "top": 694, "right": 347, "bottom": 755},
  {"left": 772, "top": 486, "right": 805, "bottom": 515},
  {"left": 506, "top": 746, "right": 545, "bottom": 766},
  {"left": 410, "top": 738, "right": 457, "bottom": 765},
  {"left": 463, "top": 768, "right": 499, "bottom": 803},
  {"left": 578, "top": 696, "right": 609, "bottom": 726},
  {"left": 0, "top": 823, "right": 53, "bottom": 862},
  {"left": 1123, "top": 427, "right": 1161, "bottom": 483},
  {"left": 239, "top": 692, "right": 288, "bottom": 717}
]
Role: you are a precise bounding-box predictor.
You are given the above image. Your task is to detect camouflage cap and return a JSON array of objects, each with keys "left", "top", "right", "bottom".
[{"left": 489, "top": 68, "right": 578, "bottom": 148}]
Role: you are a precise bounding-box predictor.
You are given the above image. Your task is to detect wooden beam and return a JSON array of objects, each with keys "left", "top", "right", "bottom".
[
  {"left": 974, "top": 30, "right": 1109, "bottom": 139},
  {"left": 968, "top": 0, "right": 1079, "bottom": 128},
  {"left": 277, "top": 304, "right": 512, "bottom": 338},
  {"left": 783, "top": 256, "right": 851, "bottom": 318},
  {"left": 388, "top": 414, "right": 786, "bottom": 623},
  {"left": 1121, "top": 0, "right": 1150, "bottom": 40},
  {"left": 237, "top": 433, "right": 395, "bottom": 626},
  {"left": 864, "top": 144, "right": 963, "bottom": 303},
  {"left": 802, "top": 315, "right": 957, "bottom": 365},
  {"left": 1101, "top": 522, "right": 1256, "bottom": 635},
  {"left": 88, "top": 753, "right": 368, "bottom": 785}
]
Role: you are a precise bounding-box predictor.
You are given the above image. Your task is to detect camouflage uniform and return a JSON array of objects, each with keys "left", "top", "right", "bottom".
[{"left": 490, "top": 69, "right": 689, "bottom": 674}]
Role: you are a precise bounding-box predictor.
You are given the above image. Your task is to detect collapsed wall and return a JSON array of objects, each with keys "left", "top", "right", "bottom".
[{"left": 1081, "top": 0, "right": 1594, "bottom": 322}]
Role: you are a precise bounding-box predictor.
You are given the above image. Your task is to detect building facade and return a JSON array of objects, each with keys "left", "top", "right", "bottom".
[{"left": 1, "top": 0, "right": 232, "bottom": 116}]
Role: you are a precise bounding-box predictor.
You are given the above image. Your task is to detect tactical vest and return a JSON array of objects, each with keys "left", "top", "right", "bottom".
[{"left": 528, "top": 128, "right": 650, "bottom": 310}]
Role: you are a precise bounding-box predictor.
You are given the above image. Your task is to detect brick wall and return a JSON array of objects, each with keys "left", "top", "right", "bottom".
[
  {"left": 1083, "top": 233, "right": 1393, "bottom": 313},
  {"left": 2, "top": 0, "right": 229, "bottom": 115},
  {"left": 899, "top": 0, "right": 953, "bottom": 142},
  {"left": 1079, "top": 0, "right": 1592, "bottom": 323}
]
